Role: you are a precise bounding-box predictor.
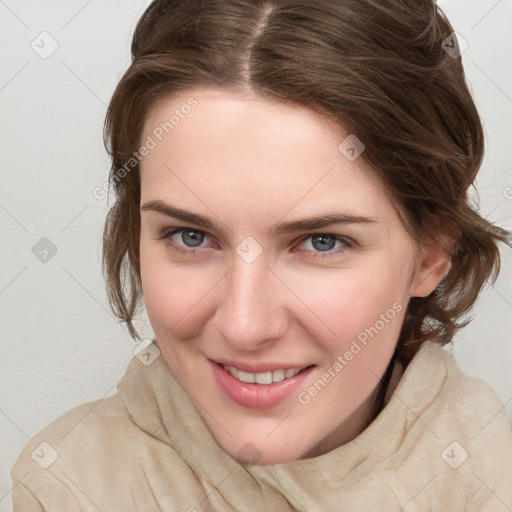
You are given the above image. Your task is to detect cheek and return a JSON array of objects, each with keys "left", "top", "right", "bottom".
[
  {"left": 297, "top": 255, "right": 411, "bottom": 351},
  {"left": 139, "top": 246, "right": 216, "bottom": 339}
]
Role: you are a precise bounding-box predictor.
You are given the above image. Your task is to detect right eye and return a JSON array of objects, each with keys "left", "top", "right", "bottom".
[{"left": 158, "top": 227, "right": 214, "bottom": 256}]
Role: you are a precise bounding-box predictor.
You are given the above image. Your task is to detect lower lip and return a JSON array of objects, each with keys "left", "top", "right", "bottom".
[{"left": 209, "top": 360, "right": 315, "bottom": 410}]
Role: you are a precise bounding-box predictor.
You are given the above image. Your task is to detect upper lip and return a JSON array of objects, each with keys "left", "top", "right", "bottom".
[{"left": 210, "top": 357, "right": 313, "bottom": 374}]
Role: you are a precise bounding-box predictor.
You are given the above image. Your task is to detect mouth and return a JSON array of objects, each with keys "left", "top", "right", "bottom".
[
  {"left": 209, "top": 359, "right": 315, "bottom": 409},
  {"left": 219, "top": 363, "right": 310, "bottom": 385}
]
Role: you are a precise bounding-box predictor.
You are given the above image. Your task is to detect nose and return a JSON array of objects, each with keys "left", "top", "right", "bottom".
[{"left": 214, "top": 254, "right": 289, "bottom": 351}]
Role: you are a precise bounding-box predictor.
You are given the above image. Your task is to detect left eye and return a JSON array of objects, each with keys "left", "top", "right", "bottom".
[{"left": 298, "top": 234, "right": 349, "bottom": 252}]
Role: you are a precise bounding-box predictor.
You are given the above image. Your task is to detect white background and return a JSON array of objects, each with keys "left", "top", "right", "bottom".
[{"left": 1, "top": 1, "right": 511, "bottom": 508}]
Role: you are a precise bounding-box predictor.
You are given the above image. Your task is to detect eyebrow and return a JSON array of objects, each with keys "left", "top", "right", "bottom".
[{"left": 140, "top": 200, "right": 378, "bottom": 235}]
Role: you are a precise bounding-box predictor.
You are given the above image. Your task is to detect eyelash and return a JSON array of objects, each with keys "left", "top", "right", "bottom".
[{"left": 157, "top": 227, "right": 355, "bottom": 260}]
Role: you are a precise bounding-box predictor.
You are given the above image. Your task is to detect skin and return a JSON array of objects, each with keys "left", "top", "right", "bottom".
[{"left": 138, "top": 85, "right": 450, "bottom": 465}]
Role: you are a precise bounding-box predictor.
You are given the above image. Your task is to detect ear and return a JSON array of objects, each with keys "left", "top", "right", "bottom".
[{"left": 410, "top": 218, "right": 459, "bottom": 298}]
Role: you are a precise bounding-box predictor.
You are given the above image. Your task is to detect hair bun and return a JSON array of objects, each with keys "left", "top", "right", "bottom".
[{"left": 131, "top": 0, "right": 170, "bottom": 61}]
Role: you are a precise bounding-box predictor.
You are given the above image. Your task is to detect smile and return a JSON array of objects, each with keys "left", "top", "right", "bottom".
[
  {"left": 220, "top": 364, "right": 305, "bottom": 385},
  {"left": 210, "top": 360, "right": 315, "bottom": 409}
]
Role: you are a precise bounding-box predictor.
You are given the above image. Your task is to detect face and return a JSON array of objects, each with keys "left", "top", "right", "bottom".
[{"left": 138, "top": 86, "right": 446, "bottom": 465}]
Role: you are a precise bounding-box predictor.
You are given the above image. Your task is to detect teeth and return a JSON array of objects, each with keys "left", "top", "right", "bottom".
[
  {"left": 238, "top": 370, "right": 255, "bottom": 384},
  {"left": 285, "top": 368, "right": 301, "bottom": 378},
  {"left": 255, "top": 371, "right": 273, "bottom": 385},
  {"left": 222, "top": 365, "right": 305, "bottom": 385},
  {"left": 272, "top": 369, "right": 285, "bottom": 383}
]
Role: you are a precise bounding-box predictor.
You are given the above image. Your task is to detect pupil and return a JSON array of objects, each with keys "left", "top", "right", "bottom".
[
  {"left": 313, "top": 234, "right": 335, "bottom": 251},
  {"left": 182, "top": 230, "right": 203, "bottom": 247}
]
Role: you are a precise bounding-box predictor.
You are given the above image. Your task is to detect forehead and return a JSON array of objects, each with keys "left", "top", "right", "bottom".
[
  {"left": 139, "top": 86, "right": 397, "bottom": 226},
  {"left": 142, "top": 87, "right": 344, "bottom": 167}
]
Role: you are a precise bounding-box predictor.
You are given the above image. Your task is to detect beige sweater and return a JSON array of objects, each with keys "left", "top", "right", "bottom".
[{"left": 10, "top": 341, "right": 512, "bottom": 511}]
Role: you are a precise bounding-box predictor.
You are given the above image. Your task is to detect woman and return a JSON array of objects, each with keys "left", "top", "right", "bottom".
[{"left": 11, "top": 0, "right": 512, "bottom": 510}]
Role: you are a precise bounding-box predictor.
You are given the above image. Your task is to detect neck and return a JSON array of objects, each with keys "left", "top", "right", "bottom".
[{"left": 301, "top": 354, "right": 403, "bottom": 460}]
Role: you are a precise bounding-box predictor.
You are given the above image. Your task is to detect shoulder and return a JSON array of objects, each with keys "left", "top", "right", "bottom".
[
  {"left": 10, "top": 393, "right": 159, "bottom": 510},
  {"left": 405, "top": 341, "right": 512, "bottom": 451},
  {"left": 419, "top": 342, "right": 510, "bottom": 433},
  {"left": 10, "top": 383, "right": 206, "bottom": 510},
  {"left": 393, "top": 341, "right": 512, "bottom": 509},
  {"left": 13, "top": 394, "right": 129, "bottom": 460},
  {"left": 11, "top": 392, "right": 154, "bottom": 473}
]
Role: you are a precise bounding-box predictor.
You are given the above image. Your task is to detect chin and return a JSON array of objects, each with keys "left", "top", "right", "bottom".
[
  {"left": 224, "top": 433, "right": 312, "bottom": 466},
  {"left": 235, "top": 448, "right": 303, "bottom": 466}
]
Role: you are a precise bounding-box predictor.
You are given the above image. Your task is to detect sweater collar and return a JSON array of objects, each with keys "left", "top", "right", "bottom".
[{"left": 117, "top": 340, "right": 453, "bottom": 507}]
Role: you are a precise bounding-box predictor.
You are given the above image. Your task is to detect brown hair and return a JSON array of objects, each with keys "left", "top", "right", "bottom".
[{"left": 102, "top": 0, "right": 511, "bottom": 369}]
